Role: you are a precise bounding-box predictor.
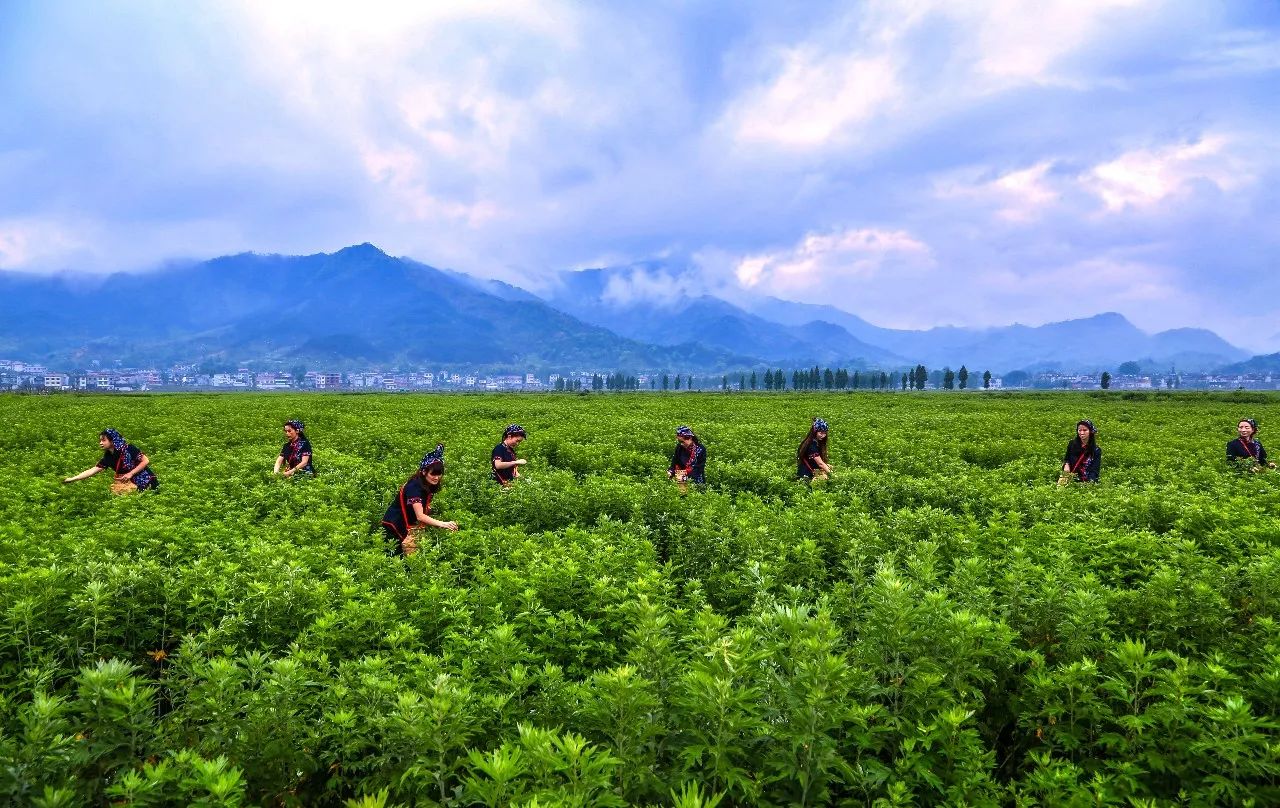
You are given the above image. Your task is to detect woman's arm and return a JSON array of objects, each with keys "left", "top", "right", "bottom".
[
  {"left": 492, "top": 458, "right": 526, "bottom": 470},
  {"left": 412, "top": 501, "right": 458, "bottom": 531},
  {"left": 120, "top": 453, "right": 150, "bottom": 481},
  {"left": 282, "top": 453, "right": 310, "bottom": 477},
  {"left": 816, "top": 457, "right": 834, "bottom": 473},
  {"left": 273, "top": 455, "right": 284, "bottom": 474},
  {"left": 63, "top": 466, "right": 103, "bottom": 483}
]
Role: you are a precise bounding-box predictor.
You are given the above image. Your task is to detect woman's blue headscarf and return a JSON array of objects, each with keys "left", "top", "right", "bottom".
[
  {"left": 419, "top": 443, "right": 445, "bottom": 471},
  {"left": 102, "top": 428, "right": 127, "bottom": 451}
]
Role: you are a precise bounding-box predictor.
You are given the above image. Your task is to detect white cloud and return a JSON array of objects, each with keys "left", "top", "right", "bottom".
[
  {"left": 935, "top": 161, "right": 1060, "bottom": 222},
  {"left": 964, "top": 0, "right": 1151, "bottom": 85},
  {"left": 718, "top": 0, "right": 1157, "bottom": 151},
  {"left": 732, "top": 227, "right": 932, "bottom": 291},
  {"left": 601, "top": 268, "right": 702, "bottom": 308},
  {"left": 0, "top": 218, "right": 83, "bottom": 271},
  {"left": 724, "top": 50, "right": 901, "bottom": 148},
  {"left": 1084, "top": 134, "right": 1254, "bottom": 211}
]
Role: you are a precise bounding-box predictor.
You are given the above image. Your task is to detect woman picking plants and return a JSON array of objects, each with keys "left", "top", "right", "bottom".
[
  {"left": 380, "top": 443, "right": 458, "bottom": 556},
  {"left": 1227, "top": 418, "right": 1275, "bottom": 471},
  {"left": 492, "top": 424, "right": 528, "bottom": 486},
  {"left": 796, "top": 417, "right": 833, "bottom": 480},
  {"left": 668, "top": 425, "right": 706, "bottom": 486},
  {"left": 62, "top": 428, "right": 159, "bottom": 493},
  {"left": 273, "top": 419, "right": 315, "bottom": 477},
  {"left": 1060, "top": 419, "right": 1101, "bottom": 483}
]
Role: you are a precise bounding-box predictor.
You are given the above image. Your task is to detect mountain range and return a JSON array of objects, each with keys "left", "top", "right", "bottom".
[{"left": 0, "top": 244, "right": 1257, "bottom": 374}]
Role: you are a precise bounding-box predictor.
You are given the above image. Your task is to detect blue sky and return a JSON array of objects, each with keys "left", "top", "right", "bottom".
[{"left": 2, "top": 1, "right": 1278, "bottom": 349}]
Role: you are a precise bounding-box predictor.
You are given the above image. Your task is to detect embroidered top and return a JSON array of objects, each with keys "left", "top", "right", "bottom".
[
  {"left": 1062, "top": 440, "right": 1101, "bottom": 482},
  {"left": 280, "top": 437, "right": 315, "bottom": 474},
  {"left": 380, "top": 474, "right": 434, "bottom": 541},
  {"left": 669, "top": 443, "right": 707, "bottom": 484},
  {"left": 97, "top": 443, "right": 158, "bottom": 490}
]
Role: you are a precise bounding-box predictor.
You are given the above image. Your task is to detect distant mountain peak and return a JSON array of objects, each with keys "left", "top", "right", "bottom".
[
  {"left": 1091, "top": 311, "right": 1130, "bottom": 323},
  {"left": 332, "top": 242, "right": 390, "bottom": 259}
]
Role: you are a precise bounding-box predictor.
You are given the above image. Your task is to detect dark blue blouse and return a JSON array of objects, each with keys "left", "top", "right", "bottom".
[
  {"left": 97, "top": 444, "right": 158, "bottom": 490},
  {"left": 1062, "top": 440, "right": 1101, "bottom": 482},
  {"left": 280, "top": 438, "right": 315, "bottom": 474},
  {"left": 797, "top": 438, "right": 823, "bottom": 478},
  {"left": 492, "top": 443, "right": 517, "bottom": 484},
  {"left": 381, "top": 474, "right": 433, "bottom": 541},
  {"left": 669, "top": 443, "right": 706, "bottom": 484},
  {"left": 1227, "top": 438, "right": 1267, "bottom": 465}
]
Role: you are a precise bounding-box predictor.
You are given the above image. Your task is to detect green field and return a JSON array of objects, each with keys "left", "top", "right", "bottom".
[{"left": 3, "top": 392, "right": 1280, "bottom": 807}]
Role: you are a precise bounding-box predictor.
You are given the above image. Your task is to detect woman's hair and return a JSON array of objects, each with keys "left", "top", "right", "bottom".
[
  {"left": 1073, "top": 420, "right": 1098, "bottom": 451},
  {"left": 675, "top": 426, "right": 702, "bottom": 447},
  {"left": 797, "top": 426, "right": 829, "bottom": 463},
  {"left": 421, "top": 460, "right": 445, "bottom": 492}
]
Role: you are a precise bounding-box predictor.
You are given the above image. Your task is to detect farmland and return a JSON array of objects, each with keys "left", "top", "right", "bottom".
[{"left": 2, "top": 391, "right": 1280, "bottom": 807}]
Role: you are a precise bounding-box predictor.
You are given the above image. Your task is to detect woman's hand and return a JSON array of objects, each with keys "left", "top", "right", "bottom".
[
  {"left": 440, "top": 520, "right": 459, "bottom": 531},
  {"left": 516, "top": 458, "right": 528, "bottom": 466}
]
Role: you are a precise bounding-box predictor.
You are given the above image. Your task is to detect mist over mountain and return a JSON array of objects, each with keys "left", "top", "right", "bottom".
[
  {"left": 1216, "top": 353, "right": 1280, "bottom": 375},
  {"left": 0, "top": 245, "right": 1259, "bottom": 374},
  {"left": 544, "top": 264, "right": 1250, "bottom": 373},
  {"left": 543, "top": 269, "right": 903, "bottom": 366},
  {"left": 0, "top": 245, "right": 744, "bottom": 371}
]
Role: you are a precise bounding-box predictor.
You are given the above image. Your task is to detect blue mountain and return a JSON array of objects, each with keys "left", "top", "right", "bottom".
[
  {"left": 0, "top": 245, "right": 745, "bottom": 371},
  {"left": 0, "top": 245, "right": 1255, "bottom": 374}
]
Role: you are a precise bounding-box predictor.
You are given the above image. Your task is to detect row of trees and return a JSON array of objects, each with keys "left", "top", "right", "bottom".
[{"left": 555, "top": 365, "right": 998, "bottom": 392}]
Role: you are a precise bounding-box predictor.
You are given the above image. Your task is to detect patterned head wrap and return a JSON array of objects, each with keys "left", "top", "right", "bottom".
[
  {"left": 812, "top": 418, "right": 829, "bottom": 433},
  {"left": 1241, "top": 418, "right": 1259, "bottom": 434},
  {"left": 284, "top": 419, "right": 305, "bottom": 434},
  {"left": 675, "top": 426, "right": 694, "bottom": 439},
  {"left": 101, "top": 428, "right": 127, "bottom": 451},
  {"left": 503, "top": 424, "right": 526, "bottom": 439},
  {"left": 419, "top": 443, "right": 445, "bottom": 472},
  {"left": 1077, "top": 419, "right": 1096, "bottom": 435}
]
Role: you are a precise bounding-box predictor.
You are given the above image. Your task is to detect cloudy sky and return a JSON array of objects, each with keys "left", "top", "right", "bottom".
[{"left": 2, "top": 1, "right": 1278, "bottom": 348}]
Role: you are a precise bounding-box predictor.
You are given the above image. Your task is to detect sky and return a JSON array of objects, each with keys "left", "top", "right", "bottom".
[{"left": 2, "top": 0, "right": 1278, "bottom": 349}]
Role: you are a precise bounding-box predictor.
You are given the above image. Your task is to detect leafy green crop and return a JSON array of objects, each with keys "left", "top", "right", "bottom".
[{"left": 1, "top": 391, "right": 1278, "bottom": 805}]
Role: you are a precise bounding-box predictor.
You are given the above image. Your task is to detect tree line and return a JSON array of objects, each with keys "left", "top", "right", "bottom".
[{"left": 554, "top": 365, "right": 998, "bottom": 391}]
